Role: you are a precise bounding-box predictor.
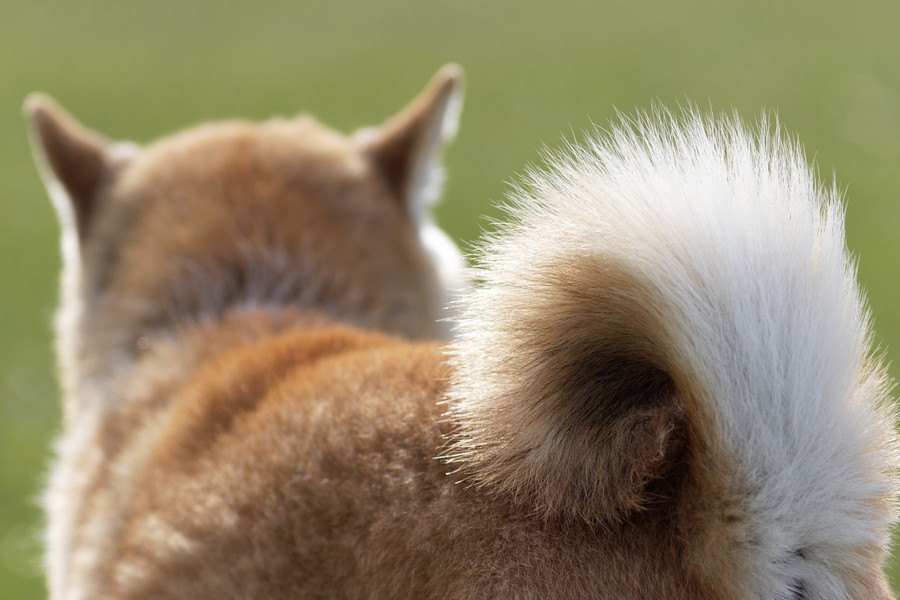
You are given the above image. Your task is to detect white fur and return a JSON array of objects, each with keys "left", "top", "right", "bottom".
[
  {"left": 410, "top": 72, "right": 467, "bottom": 333},
  {"left": 419, "top": 219, "right": 468, "bottom": 336},
  {"left": 450, "top": 110, "right": 897, "bottom": 598},
  {"left": 43, "top": 404, "right": 104, "bottom": 600},
  {"left": 406, "top": 76, "right": 463, "bottom": 220}
]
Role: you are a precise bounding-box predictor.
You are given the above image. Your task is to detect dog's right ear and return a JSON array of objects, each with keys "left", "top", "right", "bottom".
[
  {"left": 24, "top": 94, "right": 137, "bottom": 246},
  {"left": 353, "top": 64, "right": 464, "bottom": 219}
]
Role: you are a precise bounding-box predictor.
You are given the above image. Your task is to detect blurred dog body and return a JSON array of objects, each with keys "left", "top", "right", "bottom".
[{"left": 26, "top": 67, "right": 897, "bottom": 599}]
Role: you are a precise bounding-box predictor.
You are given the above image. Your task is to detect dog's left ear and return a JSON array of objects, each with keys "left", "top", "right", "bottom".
[
  {"left": 24, "top": 94, "right": 138, "bottom": 247},
  {"left": 354, "top": 64, "right": 464, "bottom": 217}
]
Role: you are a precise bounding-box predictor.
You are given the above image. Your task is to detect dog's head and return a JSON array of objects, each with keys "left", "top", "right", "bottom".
[{"left": 26, "top": 66, "right": 467, "bottom": 401}]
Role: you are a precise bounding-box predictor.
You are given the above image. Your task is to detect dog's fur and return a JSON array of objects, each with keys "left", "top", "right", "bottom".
[{"left": 26, "top": 67, "right": 898, "bottom": 599}]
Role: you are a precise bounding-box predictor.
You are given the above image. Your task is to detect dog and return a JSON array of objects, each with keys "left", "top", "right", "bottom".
[{"left": 25, "top": 65, "right": 898, "bottom": 599}]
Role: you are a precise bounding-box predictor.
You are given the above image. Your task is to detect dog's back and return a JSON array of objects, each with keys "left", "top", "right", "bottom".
[{"left": 26, "top": 69, "right": 897, "bottom": 599}]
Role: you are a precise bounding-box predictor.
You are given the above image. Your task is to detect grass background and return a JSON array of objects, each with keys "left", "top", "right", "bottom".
[{"left": 1, "top": 1, "right": 899, "bottom": 596}]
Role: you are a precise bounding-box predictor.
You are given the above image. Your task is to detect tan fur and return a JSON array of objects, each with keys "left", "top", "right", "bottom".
[
  {"left": 444, "top": 256, "right": 695, "bottom": 522},
  {"left": 50, "top": 315, "right": 728, "bottom": 599},
  {"left": 25, "top": 67, "right": 895, "bottom": 599}
]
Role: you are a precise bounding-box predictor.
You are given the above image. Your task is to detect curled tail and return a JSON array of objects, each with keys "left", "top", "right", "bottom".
[{"left": 444, "top": 111, "right": 897, "bottom": 596}]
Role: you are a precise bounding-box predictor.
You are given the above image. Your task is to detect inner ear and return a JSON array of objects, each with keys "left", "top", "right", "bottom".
[
  {"left": 24, "top": 93, "right": 117, "bottom": 242},
  {"left": 354, "top": 64, "right": 464, "bottom": 216}
]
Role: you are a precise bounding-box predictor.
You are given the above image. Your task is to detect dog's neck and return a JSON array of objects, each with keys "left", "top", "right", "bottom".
[{"left": 60, "top": 302, "right": 337, "bottom": 424}]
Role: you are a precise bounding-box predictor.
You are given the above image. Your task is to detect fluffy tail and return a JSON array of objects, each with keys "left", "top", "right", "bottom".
[{"left": 444, "top": 111, "right": 897, "bottom": 590}]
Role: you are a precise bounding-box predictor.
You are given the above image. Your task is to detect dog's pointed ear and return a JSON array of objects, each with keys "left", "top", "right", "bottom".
[
  {"left": 24, "top": 94, "right": 135, "bottom": 243},
  {"left": 354, "top": 64, "right": 464, "bottom": 216}
]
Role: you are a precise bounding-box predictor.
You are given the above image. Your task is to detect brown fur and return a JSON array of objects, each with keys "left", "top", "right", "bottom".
[
  {"left": 55, "top": 311, "right": 727, "bottom": 599},
  {"left": 444, "top": 256, "right": 696, "bottom": 521},
  {"left": 25, "top": 67, "right": 895, "bottom": 599}
]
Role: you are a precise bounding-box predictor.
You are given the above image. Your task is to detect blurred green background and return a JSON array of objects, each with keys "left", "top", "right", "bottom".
[{"left": 2, "top": 1, "right": 899, "bottom": 596}]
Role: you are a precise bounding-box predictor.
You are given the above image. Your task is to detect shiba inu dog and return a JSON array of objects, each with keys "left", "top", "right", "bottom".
[{"left": 25, "top": 65, "right": 898, "bottom": 599}]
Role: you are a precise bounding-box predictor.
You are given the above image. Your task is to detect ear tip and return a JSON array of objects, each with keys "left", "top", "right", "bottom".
[
  {"left": 23, "top": 93, "right": 66, "bottom": 132},
  {"left": 434, "top": 63, "right": 465, "bottom": 93},
  {"left": 23, "top": 92, "right": 54, "bottom": 117}
]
